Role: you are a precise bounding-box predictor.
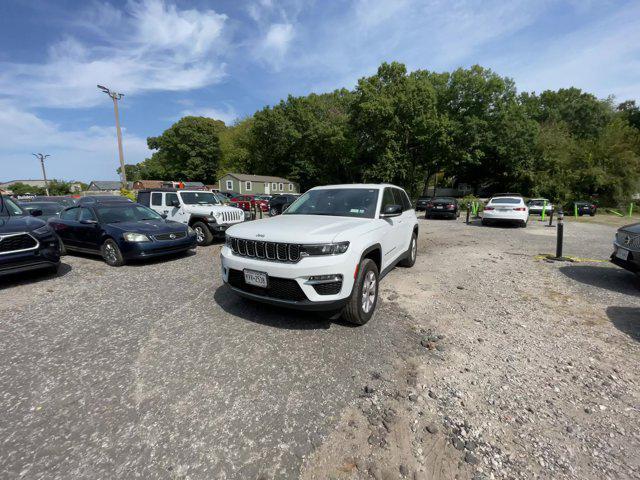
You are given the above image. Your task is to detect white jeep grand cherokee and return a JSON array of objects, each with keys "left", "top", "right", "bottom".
[{"left": 221, "top": 184, "right": 418, "bottom": 325}]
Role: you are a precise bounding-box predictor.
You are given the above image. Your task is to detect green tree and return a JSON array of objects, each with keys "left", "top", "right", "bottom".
[
  {"left": 144, "top": 116, "right": 225, "bottom": 183},
  {"left": 218, "top": 117, "right": 253, "bottom": 177},
  {"left": 8, "top": 182, "right": 45, "bottom": 195}
]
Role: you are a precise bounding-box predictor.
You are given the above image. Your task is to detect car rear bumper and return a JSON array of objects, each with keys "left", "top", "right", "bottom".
[
  {"left": 426, "top": 209, "right": 457, "bottom": 217},
  {"left": 482, "top": 210, "right": 528, "bottom": 223},
  {"left": 120, "top": 236, "right": 197, "bottom": 259}
]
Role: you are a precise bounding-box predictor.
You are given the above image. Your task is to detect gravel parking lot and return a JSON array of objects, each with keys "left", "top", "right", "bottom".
[{"left": 1, "top": 216, "right": 638, "bottom": 479}]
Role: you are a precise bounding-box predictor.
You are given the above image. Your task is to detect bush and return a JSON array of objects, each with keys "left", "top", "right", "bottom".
[
  {"left": 459, "top": 194, "right": 485, "bottom": 211},
  {"left": 120, "top": 188, "right": 136, "bottom": 201}
]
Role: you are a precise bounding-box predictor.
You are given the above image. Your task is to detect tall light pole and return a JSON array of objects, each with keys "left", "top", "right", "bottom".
[
  {"left": 97, "top": 85, "right": 127, "bottom": 188},
  {"left": 33, "top": 153, "right": 51, "bottom": 195}
]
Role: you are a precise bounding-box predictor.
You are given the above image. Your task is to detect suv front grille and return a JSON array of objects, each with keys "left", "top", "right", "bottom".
[
  {"left": 154, "top": 231, "right": 187, "bottom": 241},
  {"left": 617, "top": 231, "right": 640, "bottom": 250},
  {"left": 0, "top": 233, "right": 38, "bottom": 254},
  {"left": 230, "top": 237, "right": 301, "bottom": 262},
  {"left": 221, "top": 211, "right": 243, "bottom": 223},
  {"left": 227, "top": 269, "right": 307, "bottom": 301}
]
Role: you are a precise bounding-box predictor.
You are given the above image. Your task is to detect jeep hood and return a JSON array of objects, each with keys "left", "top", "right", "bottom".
[{"left": 226, "top": 214, "right": 374, "bottom": 243}]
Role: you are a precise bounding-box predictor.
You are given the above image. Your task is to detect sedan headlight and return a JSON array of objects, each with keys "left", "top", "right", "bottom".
[
  {"left": 123, "top": 232, "right": 150, "bottom": 242},
  {"left": 301, "top": 242, "right": 349, "bottom": 256},
  {"left": 32, "top": 224, "right": 53, "bottom": 236}
]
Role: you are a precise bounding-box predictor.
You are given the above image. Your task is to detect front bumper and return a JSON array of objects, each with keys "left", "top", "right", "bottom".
[
  {"left": 610, "top": 243, "right": 640, "bottom": 273},
  {"left": 0, "top": 236, "right": 60, "bottom": 276},
  {"left": 119, "top": 236, "right": 197, "bottom": 259},
  {"left": 220, "top": 245, "right": 356, "bottom": 309},
  {"left": 208, "top": 221, "right": 244, "bottom": 235}
]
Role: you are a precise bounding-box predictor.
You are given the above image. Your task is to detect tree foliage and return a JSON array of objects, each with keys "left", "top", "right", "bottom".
[{"left": 126, "top": 62, "right": 640, "bottom": 205}]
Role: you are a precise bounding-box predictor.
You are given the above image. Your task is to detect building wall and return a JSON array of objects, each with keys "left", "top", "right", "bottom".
[{"left": 218, "top": 175, "right": 299, "bottom": 194}]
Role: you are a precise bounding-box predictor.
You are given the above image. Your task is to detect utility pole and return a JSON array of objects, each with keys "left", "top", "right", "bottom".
[
  {"left": 33, "top": 153, "right": 51, "bottom": 195},
  {"left": 97, "top": 85, "right": 127, "bottom": 188}
]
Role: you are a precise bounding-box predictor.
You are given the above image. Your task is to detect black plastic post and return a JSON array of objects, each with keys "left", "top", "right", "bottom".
[
  {"left": 466, "top": 203, "right": 471, "bottom": 224},
  {"left": 555, "top": 209, "right": 564, "bottom": 258},
  {"left": 547, "top": 209, "right": 554, "bottom": 227}
]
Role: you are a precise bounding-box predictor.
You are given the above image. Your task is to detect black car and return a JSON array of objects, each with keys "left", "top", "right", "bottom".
[
  {"left": 268, "top": 194, "right": 300, "bottom": 216},
  {"left": 0, "top": 196, "right": 61, "bottom": 277},
  {"left": 49, "top": 200, "right": 197, "bottom": 267},
  {"left": 415, "top": 196, "right": 430, "bottom": 211},
  {"left": 18, "top": 195, "right": 77, "bottom": 207},
  {"left": 19, "top": 201, "right": 64, "bottom": 221},
  {"left": 574, "top": 201, "right": 597, "bottom": 216},
  {"left": 611, "top": 223, "right": 640, "bottom": 275},
  {"left": 77, "top": 195, "right": 132, "bottom": 205},
  {"left": 425, "top": 197, "right": 460, "bottom": 219}
]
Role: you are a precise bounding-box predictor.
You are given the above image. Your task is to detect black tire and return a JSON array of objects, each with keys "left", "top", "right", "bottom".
[
  {"left": 192, "top": 221, "right": 213, "bottom": 246},
  {"left": 521, "top": 219, "right": 528, "bottom": 228},
  {"left": 399, "top": 232, "right": 417, "bottom": 267},
  {"left": 481, "top": 218, "right": 489, "bottom": 226},
  {"left": 269, "top": 207, "right": 278, "bottom": 216},
  {"left": 101, "top": 238, "right": 125, "bottom": 267},
  {"left": 341, "top": 258, "right": 379, "bottom": 325},
  {"left": 589, "top": 213, "right": 595, "bottom": 217},
  {"left": 425, "top": 213, "right": 430, "bottom": 219}
]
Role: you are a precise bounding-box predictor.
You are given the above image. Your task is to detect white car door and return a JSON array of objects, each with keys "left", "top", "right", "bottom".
[
  {"left": 148, "top": 192, "right": 164, "bottom": 216},
  {"left": 378, "top": 187, "right": 404, "bottom": 270},
  {"left": 164, "top": 192, "right": 189, "bottom": 224},
  {"left": 393, "top": 188, "right": 414, "bottom": 253}
]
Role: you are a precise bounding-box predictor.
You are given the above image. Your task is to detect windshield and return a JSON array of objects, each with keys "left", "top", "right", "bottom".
[
  {"left": 0, "top": 197, "right": 24, "bottom": 216},
  {"left": 284, "top": 188, "right": 379, "bottom": 219},
  {"left": 23, "top": 203, "right": 63, "bottom": 215},
  {"left": 433, "top": 197, "right": 455, "bottom": 202},
  {"left": 179, "top": 192, "right": 221, "bottom": 205},
  {"left": 95, "top": 205, "right": 163, "bottom": 223}
]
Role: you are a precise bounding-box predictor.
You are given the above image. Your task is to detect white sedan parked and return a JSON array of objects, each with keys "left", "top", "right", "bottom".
[{"left": 481, "top": 196, "right": 529, "bottom": 227}]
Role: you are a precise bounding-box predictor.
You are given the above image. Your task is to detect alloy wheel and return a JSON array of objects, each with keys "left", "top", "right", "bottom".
[
  {"left": 104, "top": 243, "right": 117, "bottom": 264},
  {"left": 361, "top": 270, "right": 377, "bottom": 313},
  {"left": 194, "top": 226, "right": 205, "bottom": 243}
]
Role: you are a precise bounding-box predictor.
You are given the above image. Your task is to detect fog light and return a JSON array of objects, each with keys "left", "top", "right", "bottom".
[{"left": 305, "top": 274, "right": 343, "bottom": 284}]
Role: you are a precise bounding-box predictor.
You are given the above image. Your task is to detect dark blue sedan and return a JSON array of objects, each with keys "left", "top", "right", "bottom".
[{"left": 49, "top": 200, "right": 197, "bottom": 266}]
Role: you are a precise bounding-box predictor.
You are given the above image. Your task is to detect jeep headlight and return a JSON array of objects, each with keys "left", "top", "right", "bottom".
[
  {"left": 32, "top": 224, "right": 53, "bottom": 236},
  {"left": 206, "top": 216, "right": 217, "bottom": 223},
  {"left": 123, "top": 232, "right": 150, "bottom": 242},
  {"left": 301, "top": 242, "right": 349, "bottom": 256}
]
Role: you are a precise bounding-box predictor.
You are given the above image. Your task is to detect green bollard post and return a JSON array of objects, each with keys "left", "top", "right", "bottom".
[
  {"left": 541, "top": 200, "right": 547, "bottom": 222},
  {"left": 574, "top": 203, "right": 578, "bottom": 218},
  {"left": 630, "top": 203, "right": 634, "bottom": 217}
]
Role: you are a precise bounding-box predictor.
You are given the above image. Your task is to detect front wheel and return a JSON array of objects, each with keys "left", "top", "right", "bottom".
[
  {"left": 101, "top": 239, "right": 125, "bottom": 267},
  {"left": 341, "top": 258, "right": 379, "bottom": 325},
  {"left": 399, "top": 232, "right": 417, "bottom": 267},
  {"left": 192, "top": 221, "right": 213, "bottom": 246},
  {"left": 269, "top": 207, "right": 278, "bottom": 216}
]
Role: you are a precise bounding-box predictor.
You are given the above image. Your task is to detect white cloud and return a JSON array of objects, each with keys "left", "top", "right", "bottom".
[
  {"left": 179, "top": 106, "right": 239, "bottom": 125},
  {"left": 0, "top": 101, "right": 150, "bottom": 182},
  {"left": 0, "top": 0, "right": 229, "bottom": 108},
  {"left": 254, "top": 23, "right": 295, "bottom": 69}
]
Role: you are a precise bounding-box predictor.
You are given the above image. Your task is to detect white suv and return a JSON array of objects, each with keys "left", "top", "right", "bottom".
[
  {"left": 220, "top": 184, "right": 418, "bottom": 325},
  {"left": 137, "top": 189, "right": 244, "bottom": 246}
]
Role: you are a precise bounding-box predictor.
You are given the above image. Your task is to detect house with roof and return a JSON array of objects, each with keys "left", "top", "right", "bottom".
[
  {"left": 87, "top": 181, "right": 131, "bottom": 192},
  {"left": 217, "top": 173, "right": 299, "bottom": 195},
  {"left": 0, "top": 179, "right": 48, "bottom": 191}
]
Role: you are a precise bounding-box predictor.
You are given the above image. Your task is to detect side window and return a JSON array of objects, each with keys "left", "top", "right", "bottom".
[
  {"left": 272, "top": 182, "right": 277, "bottom": 190},
  {"left": 165, "top": 193, "right": 179, "bottom": 206},
  {"left": 245, "top": 181, "right": 252, "bottom": 191},
  {"left": 288, "top": 183, "right": 293, "bottom": 191},
  {"left": 79, "top": 208, "right": 96, "bottom": 221},
  {"left": 151, "top": 192, "right": 162, "bottom": 206},
  {"left": 61, "top": 207, "right": 79, "bottom": 221},
  {"left": 380, "top": 188, "right": 395, "bottom": 212},
  {"left": 278, "top": 183, "right": 283, "bottom": 191},
  {"left": 138, "top": 191, "right": 151, "bottom": 206},
  {"left": 226, "top": 180, "right": 233, "bottom": 190},
  {"left": 394, "top": 189, "right": 412, "bottom": 211}
]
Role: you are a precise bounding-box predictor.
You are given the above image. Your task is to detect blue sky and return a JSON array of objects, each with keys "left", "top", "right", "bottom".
[{"left": 1, "top": 0, "right": 639, "bottom": 183}]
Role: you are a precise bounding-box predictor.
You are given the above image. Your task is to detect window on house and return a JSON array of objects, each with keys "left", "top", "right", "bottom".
[
  {"left": 288, "top": 183, "right": 293, "bottom": 191},
  {"left": 245, "top": 181, "right": 252, "bottom": 191},
  {"left": 272, "top": 182, "right": 277, "bottom": 190},
  {"left": 279, "top": 183, "right": 283, "bottom": 191},
  {"left": 226, "top": 180, "right": 233, "bottom": 190}
]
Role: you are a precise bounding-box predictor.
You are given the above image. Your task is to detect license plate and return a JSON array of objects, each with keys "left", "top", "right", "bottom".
[
  {"left": 498, "top": 208, "right": 509, "bottom": 212},
  {"left": 616, "top": 247, "right": 629, "bottom": 261},
  {"left": 436, "top": 205, "right": 443, "bottom": 209},
  {"left": 244, "top": 269, "right": 268, "bottom": 287}
]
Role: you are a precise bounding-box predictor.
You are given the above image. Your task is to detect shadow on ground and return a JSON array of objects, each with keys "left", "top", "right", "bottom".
[
  {"left": 0, "top": 262, "right": 72, "bottom": 289},
  {"left": 214, "top": 284, "right": 356, "bottom": 331},
  {"left": 606, "top": 306, "right": 640, "bottom": 341},
  {"left": 559, "top": 264, "right": 640, "bottom": 296}
]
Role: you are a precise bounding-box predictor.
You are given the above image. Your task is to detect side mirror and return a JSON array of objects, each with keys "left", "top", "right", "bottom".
[
  {"left": 380, "top": 204, "right": 402, "bottom": 218},
  {"left": 171, "top": 200, "right": 181, "bottom": 208},
  {"left": 30, "top": 209, "right": 43, "bottom": 217},
  {"left": 80, "top": 219, "right": 98, "bottom": 225}
]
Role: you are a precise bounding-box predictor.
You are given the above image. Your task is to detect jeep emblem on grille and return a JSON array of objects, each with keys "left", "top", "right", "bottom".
[{"left": 256, "top": 233, "right": 265, "bottom": 238}]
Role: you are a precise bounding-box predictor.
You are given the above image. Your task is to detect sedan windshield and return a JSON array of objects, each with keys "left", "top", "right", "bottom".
[
  {"left": 96, "top": 205, "right": 163, "bottom": 223},
  {"left": 284, "top": 188, "right": 379, "bottom": 219},
  {"left": 23, "top": 202, "right": 63, "bottom": 215},
  {"left": 180, "top": 192, "right": 220, "bottom": 205},
  {"left": 0, "top": 197, "right": 24, "bottom": 216},
  {"left": 433, "top": 197, "right": 455, "bottom": 203}
]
